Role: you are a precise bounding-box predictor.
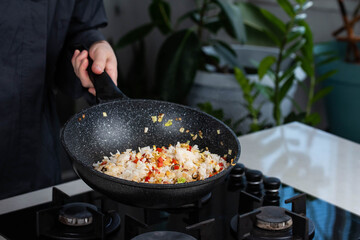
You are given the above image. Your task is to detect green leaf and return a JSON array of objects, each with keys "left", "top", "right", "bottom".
[
  {"left": 259, "top": 8, "right": 286, "bottom": 33},
  {"left": 298, "top": 56, "right": 314, "bottom": 76},
  {"left": 155, "top": 29, "right": 201, "bottom": 102},
  {"left": 311, "top": 86, "right": 333, "bottom": 104},
  {"left": 197, "top": 102, "right": 225, "bottom": 120},
  {"left": 116, "top": 23, "right": 154, "bottom": 49},
  {"left": 298, "top": 22, "right": 313, "bottom": 61},
  {"left": 255, "top": 83, "right": 274, "bottom": 101},
  {"left": 280, "top": 62, "right": 298, "bottom": 83},
  {"left": 279, "top": 75, "right": 295, "bottom": 101},
  {"left": 211, "top": 39, "right": 242, "bottom": 70},
  {"left": 297, "top": 77, "right": 309, "bottom": 92},
  {"left": 258, "top": 56, "right": 276, "bottom": 79},
  {"left": 203, "top": 17, "right": 223, "bottom": 34},
  {"left": 316, "top": 69, "right": 337, "bottom": 84},
  {"left": 149, "top": 0, "right": 172, "bottom": 34},
  {"left": 237, "top": 3, "right": 283, "bottom": 46},
  {"left": 176, "top": 10, "right": 199, "bottom": 26},
  {"left": 287, "top": 96, "right": 303, "bottom": 112},
  {"left": 277, "top": 0, "right": 295, "bottom": 17},
  {"left": 284, "top": 112, "right": 306, "bottom": 124},
  {"left": 199, "top": 51, "right": 220, "bottom": 71},
  {"left": 283, "top": 39, "right": 306, "bottom": 59},
  {"left": 235, "top": 68, "right": 251, "bottom": 96},
  {"left": 295, "top": 0, "right": 307, "bottom": 5},
  {"left": 316, "top": 56, "right": 339, "bottom": 66},
  {"left": 286, "top": 29, "right": 305, "bottom": 43},
  {"left": 213, "top": 39, "right": 237, "bottom": 57},
  {"left": 215, "top": 0, "right": 246, "bottom": 43},
  {"left": 304, "top": 112, "right": 320, "bottom": 126},
  {"left": 234, "top": 68, "right": 247, "bottom": 84}
]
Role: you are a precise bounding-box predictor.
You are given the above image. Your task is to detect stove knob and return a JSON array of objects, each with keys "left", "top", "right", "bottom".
[
  {"left": 245, "top": 169, "right": 263, "bottom": 185},
  {"left": 230, "top": 163, "right": 245, "bottom": 182},
  {"left": 263, "top": 194, "right": 280, "bottom": 206},
  {"left": 245, "top": 169, "right": 263, "bottom": 198},
  {"left": 263, "top": 177, "right": 281, "bottom": 194},
  {"left": 263, "top": 177, "right": 281, "bottom": 206}
]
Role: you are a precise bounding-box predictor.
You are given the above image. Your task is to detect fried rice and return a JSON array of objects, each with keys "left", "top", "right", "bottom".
[{"left": 93, "top": 142, "right": 229, "bottom": 184}]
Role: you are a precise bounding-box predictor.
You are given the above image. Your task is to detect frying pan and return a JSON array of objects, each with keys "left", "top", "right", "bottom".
[{"left": 60, "top": 53, "right": 241, "bottom": 209}]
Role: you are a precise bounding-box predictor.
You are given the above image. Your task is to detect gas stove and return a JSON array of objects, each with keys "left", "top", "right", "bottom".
[{"left": 1, "top": 163, "right": 360, "bottom": 240}]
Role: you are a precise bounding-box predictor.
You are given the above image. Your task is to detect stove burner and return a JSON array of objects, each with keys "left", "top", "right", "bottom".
[
  {"left": 131, "top": 231, "right": 196, "bottom": 240},
  {"left": 58, "top": 202, "right": 97, "bottom": 226},
  {"left": 230, "top": 191, "right": 315, "bottom": 239},
  {"left": 255, "top": 206, "right": 292, "bottom": 231},
  {"left": 37, "top": 188, "right": 121, "bottom": 239}
]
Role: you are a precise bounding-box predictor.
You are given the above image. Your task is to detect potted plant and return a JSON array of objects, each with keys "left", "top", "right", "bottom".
[
  {"left": 314, "top": 0, "right": 360, "bottom": 143},
  {"left": 192, "top": 0, "right": 333, "bottom": 134},
  {"left": 115, "top": 0, "right": 247, "bottom": 103}
]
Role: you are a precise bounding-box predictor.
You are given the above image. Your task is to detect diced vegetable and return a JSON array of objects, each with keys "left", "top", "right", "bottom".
[{"left": 177, "top": 177, "right": 186, "bottom": 183}]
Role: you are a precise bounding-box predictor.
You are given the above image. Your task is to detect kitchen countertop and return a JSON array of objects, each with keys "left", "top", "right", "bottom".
[
  {"left": 238, "top": 122, "right": 360, "bottom": 216},
  {"left": 1, "top": 121, "right": 359, "bottom": 218}
]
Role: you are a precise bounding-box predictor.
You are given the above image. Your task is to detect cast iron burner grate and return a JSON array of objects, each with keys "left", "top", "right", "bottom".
[
  {"left": 230, "top": 191, "right": 315, "bottom": 240},
  {"left": 36, "top": 188, "right": 121, "bottom": 240}
]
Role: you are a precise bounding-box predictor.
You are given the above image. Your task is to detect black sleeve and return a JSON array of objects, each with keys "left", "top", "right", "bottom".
[{"left": 55, "top": 0, "right": 108, "bottom": 99}]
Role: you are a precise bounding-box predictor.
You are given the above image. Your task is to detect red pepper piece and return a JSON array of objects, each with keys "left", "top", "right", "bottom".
[
  {"left": 188, "top": 145, "right": 192, "bottom": 151},
  {"left": 156, "top": 148, "right": 163, "bottom": 152},
  {"left": 174, "top": 165, "right": 180, "bottom": 170}
]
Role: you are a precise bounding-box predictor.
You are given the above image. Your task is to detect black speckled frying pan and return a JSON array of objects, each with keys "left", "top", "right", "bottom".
[{"left": 60, "top": 55, "right": 241, "bottom": 209}]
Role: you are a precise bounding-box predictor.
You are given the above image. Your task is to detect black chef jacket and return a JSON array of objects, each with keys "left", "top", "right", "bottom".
[{"left": 0, "top": 0, "right": 107, "bottom": 199}]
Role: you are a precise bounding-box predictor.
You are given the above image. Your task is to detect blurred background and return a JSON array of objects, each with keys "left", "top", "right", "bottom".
[{"left": 58, "top": 0, "right": 360, "bottom": 181}]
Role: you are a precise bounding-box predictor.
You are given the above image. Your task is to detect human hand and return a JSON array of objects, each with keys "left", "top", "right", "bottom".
[{"left": 71, "top": 40, "right": 118, "bottom": 95}]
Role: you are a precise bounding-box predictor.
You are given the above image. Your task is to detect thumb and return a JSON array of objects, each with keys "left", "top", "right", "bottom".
[{"left": 90, "top": 50, "right": 107, "bottom": 74}]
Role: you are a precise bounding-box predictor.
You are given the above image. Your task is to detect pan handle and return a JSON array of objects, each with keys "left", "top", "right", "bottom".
[{"left": 74, "top": 45, "right": 129, "bottom": 103}]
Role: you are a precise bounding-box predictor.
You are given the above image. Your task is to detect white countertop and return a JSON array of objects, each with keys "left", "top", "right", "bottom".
[{"left": 238, "top": 122, "right": 360, "bottom": 216}]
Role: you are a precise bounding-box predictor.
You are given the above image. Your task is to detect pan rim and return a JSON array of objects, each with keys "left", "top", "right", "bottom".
[{"left": 61, "top": 98, "right": 241, "bottom": 189}]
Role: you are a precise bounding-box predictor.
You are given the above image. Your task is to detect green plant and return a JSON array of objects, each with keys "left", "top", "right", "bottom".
[
  {"left": 198, "top": 0, "right": 336, "bottom": 134},
  {"left": 115, "top": 0, "right": 247, "bottom": 103},
  {"left": 237, "top": 0, "right": 335, "bottom": 127}
]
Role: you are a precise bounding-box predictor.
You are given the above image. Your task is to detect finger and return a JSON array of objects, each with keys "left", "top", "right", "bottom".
[
  {"left": 78, "top": 58, "right": 94, "bottom": 89},
  {"left": 88, "top": 87, "right": 96, "bottom": 96},
  {"left": 74, "top": 50, "right": 88, "bottom": 76},
  {"left": 105, "top": 58, "right": 118, "bottom": 86},
  {"left": 71, "top": 50, "right": 81, "bottom": 67},
  {"left": 91, "top": 50, "right": 107, "bottom": 74}
]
